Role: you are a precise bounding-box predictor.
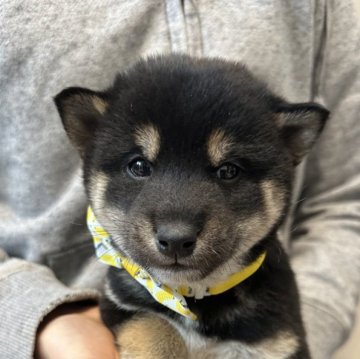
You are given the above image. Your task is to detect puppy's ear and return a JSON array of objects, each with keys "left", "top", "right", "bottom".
[
  {"left": 54, "top": 87, "right": 108, "bottom": 156},
  {"left": 275, "top": 103, "right": 329, "bottom": 165}
]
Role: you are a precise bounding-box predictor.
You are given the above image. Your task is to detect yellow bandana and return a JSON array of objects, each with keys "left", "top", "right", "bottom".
[{"left": 87, "top": 207, "right": 266, "bottom": 320}]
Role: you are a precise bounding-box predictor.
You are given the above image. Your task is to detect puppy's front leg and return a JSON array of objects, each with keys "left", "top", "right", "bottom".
[
  {"left": 100, "top": 297, "right": 188, "bottom": 359},
  {"left": 115, "top": 313, "right": 188, "bottom": 359}
]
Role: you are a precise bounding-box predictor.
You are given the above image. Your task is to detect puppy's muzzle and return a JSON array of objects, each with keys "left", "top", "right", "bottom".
[{"left": 156, "top": 222, "right": 198, "bottom": 258}]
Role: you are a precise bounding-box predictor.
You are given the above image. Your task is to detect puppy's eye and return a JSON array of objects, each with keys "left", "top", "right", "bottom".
[
  {"left": 216, "top": 163, "right": 240, "bottom": 180},
  {"left": 127, "top": 158, "right": 152, "bottom": 178}
]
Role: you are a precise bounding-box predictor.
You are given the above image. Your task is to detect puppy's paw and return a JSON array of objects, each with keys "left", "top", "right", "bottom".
[{"left": 115, "top": 313, "right": 188, "bottom": 359}]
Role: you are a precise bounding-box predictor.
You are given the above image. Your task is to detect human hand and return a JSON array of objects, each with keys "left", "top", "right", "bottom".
[{"left": 35, "top": 302, "right": 119, "bottom": 359}]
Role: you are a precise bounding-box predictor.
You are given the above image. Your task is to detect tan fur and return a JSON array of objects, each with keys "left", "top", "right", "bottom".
[
  {"left": 237, "top": 213, "right": 266, "bottom": 247},
  {"left": 247, "top": 330, "right": 299, "bottom": 359},
  {"left": 261, "top": 180, "right": 285, "bottom": 226},
  {"left": 207, "top": 129, "right": 234, "bottom": 166},
  {"left": 63, "top": 93, "right": 107, "bottom": 115},
  {"left": 233, "top": 180, "right": 285, "bottom": 266},
  {"left": 134, "top": 124, "right": 161, "bottom": 162},
  {"left": 115, "top": 314, "right": 188, "bottom": 359},
  {"left": 134, "top": 215, "right": 157, "bottom": 249},
  {"left": 89, "top": 171, "right": 109, "bottom": 213},
  {"left": 167, "top": 316, "right": 298, "bottom": 359},
  {"left": 92, "top": 96, "right": 108, "bottom": 114}
]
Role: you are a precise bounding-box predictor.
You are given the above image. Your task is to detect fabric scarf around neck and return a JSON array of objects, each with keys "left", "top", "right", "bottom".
[{"left": 87, "top": 207, "right": 266, "bottom": 320}]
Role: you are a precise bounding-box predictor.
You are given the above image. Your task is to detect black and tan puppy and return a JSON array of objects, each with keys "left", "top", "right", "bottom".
[{"left": 55, "top": 55, "right": 328, "bottom": 359}]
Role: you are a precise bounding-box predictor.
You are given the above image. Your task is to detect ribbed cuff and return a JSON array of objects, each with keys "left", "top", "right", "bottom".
[
  {"left": 301, "top": 300, "right": 346, "bottom": 359},
  {"left": 0, "top": 262, "right": 100, "bottom": 359}
]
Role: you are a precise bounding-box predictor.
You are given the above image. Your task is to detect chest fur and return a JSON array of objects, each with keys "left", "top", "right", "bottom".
[{"left": 165, "top": 316, "right": 299, "bottom": 359}]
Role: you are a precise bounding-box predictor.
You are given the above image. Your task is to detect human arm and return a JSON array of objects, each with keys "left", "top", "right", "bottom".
[
  {"left": 35, "top": 302, "right": 119, "bottom": 359},
  {"left": 0, "top": 249, "right": 104, "bottom": 358},
  {"left": 0, "top": 1, "right": 173, "bottom": 357},
  {"left": 290, "top": 1, "right": 360, "bottom": 358}
]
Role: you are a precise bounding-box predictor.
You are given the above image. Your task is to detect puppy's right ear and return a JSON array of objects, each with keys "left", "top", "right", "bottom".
[
  {"left": 54, "top": 87, "right": 108, "bottom": 157},
  {"left": 275, "top": 102, "right": 329, "bottom": 165}
]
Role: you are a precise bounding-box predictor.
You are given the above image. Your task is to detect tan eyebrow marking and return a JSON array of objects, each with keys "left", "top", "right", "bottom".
[
  {"left": 134, "top": 124, "right": 161, "bottom": 162},
  {"left": 207, "top": 129, "right": 234, "bottom": 166}
]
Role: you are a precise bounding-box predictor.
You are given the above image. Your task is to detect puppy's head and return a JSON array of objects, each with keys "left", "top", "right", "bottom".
[{"left": 55, "top": 55, "right": 328, "bottom": 285}]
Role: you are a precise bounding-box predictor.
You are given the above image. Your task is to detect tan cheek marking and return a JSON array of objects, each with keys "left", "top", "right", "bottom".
[
  {"left": 134, "top": 124, "right": 161, "bottom": 162},
  {"left": 115, "top": 314, "right": 188, "bottom": 359},
  {"left": 235, "top": 181, "right": 285, "bottom": 250},
  {"left": 207, "top": 129, "right": 234, "bottom": 167},
  {"left": 89, "top": 171, "right": 109, "bottom": 212},
  {"left": 237, "top": 214, "right": 267, "bottom": 250},
  {"left": 261, "top": 180, "right": 285, "bottom": 226},
  {"left": 92, "top": 96, "right": 108, "bottom": 115},
  {"left": 136, "top": 216, "right": 156, "bottom": 248}
]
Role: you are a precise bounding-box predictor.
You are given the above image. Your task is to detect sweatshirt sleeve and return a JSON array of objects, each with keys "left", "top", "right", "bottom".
[
  {"left": 290, "top": 1, "right": 360, "bottom": 358},
  {"left": 0, "top": 250, "right": 100, "bottom": 359},
  {"left": 0, "top": 2, "right": 173, "bottom": 358}
]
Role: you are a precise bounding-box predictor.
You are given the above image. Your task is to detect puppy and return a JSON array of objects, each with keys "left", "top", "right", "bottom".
[{"left": 55, "top": 55, "right": 328, "bottom": 359}]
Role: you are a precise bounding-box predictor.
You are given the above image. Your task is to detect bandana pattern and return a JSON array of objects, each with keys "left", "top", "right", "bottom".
[{"left": 87, "top": 207, "right": 266, "bottom": 320}]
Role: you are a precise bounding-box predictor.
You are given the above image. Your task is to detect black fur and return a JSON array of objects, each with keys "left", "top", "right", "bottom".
[{"left": 56, "top": 54, "right": 329, "bottom": 358}]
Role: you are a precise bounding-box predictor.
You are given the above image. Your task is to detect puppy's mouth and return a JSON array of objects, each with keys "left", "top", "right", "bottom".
[
  {"left": 150, "top": 257, "right": 197, "bottom": 271},
  {"left": 143, "top": 256, "right": 216, "bottom": 284},
  {"left": 157, "top": 259, "right": 196, "bottom": 271}
]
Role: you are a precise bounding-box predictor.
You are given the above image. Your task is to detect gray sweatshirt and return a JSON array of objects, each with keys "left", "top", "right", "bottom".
[{"left": 1, "top": 1, "right": 360, "bottom": 358}]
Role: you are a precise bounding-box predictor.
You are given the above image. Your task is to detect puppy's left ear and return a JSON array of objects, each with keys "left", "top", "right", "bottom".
[
  {"left": 54, "top": 87, "right": 109, "bottom": 157},
  {"left": 275, "top": 103, "right": 329, "bottom": 165}
]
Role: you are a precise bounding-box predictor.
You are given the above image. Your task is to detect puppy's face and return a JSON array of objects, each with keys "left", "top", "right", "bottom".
[{"left": 56, "top": 55, "right": 328, "bottom": 284}]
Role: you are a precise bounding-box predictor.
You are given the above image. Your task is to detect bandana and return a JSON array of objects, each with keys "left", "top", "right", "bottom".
[{"left": 87, "top": 207, "right": 266, "bottom": 320}]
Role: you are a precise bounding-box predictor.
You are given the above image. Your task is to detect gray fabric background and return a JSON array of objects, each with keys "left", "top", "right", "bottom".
[{"left": 1, "top": 1, "right": 360, "bottom": 358}]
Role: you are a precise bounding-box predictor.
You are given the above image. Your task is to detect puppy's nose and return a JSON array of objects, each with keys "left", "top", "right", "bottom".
[{"left": 156, "top": 223, "right": 197, "bottom": 258}]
